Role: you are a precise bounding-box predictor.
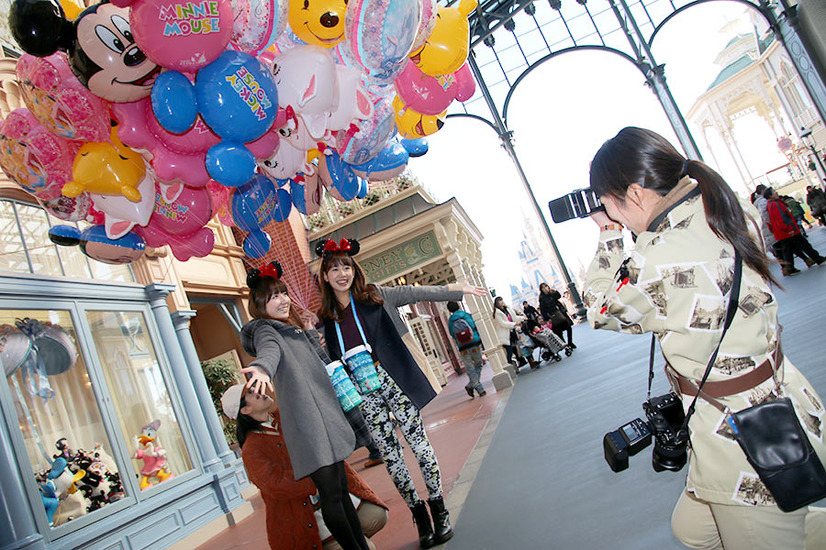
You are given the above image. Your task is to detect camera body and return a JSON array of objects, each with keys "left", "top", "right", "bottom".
[
  {"left": 604, "top": 392, "right": 688, "bottom": 473},
  {"left": 548, "top": 188, "right": 604, "bottom": 223}
]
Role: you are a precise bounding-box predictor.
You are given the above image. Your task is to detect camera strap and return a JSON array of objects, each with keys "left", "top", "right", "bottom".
[{"left": 648, "top": 251, "right": 743, "bottom": 426}]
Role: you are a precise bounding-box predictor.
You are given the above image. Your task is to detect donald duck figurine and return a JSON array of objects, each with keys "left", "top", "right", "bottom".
[
  {"left": 133, "top": 419, "right": 174, "bottom": 489},
  {"left": 40, "top": 457, "right": 86, "bottom": 526}
]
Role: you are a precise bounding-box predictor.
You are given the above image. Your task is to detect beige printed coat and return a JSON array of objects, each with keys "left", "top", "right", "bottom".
[{"left": 584, "top": 181, "right": 826, "bottom": 507}]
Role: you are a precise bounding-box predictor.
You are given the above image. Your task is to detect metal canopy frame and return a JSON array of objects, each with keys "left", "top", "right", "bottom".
[{"left": 440, "top": 0, "right": 826, "bottom": 315}]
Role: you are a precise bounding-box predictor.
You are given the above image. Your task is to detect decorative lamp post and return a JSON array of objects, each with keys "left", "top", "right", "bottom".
[{"left": 800, "top": 127, "right": 826, "bottom": 185}]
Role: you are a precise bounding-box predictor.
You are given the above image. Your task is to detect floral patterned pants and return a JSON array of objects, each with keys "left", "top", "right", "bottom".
[{"left": 358, "top": 364, "right": 442, "bottom": 507}]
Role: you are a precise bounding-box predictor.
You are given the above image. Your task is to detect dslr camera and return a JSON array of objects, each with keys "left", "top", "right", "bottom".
[
  {"left": 548, "top": 188, "right": 604, "bottom": 223},
  {"left": 603, "top": 393, "right": 688, "bottom": 473}
]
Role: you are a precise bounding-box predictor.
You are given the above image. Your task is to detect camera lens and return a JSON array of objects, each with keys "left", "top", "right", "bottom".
[{"left": 652, "top": 441, "right": 687, "bottom": 472}]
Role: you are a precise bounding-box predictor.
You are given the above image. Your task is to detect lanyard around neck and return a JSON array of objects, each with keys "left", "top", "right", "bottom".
[{"left": 335, "top": 293, "right": 370, "bottom": 354}]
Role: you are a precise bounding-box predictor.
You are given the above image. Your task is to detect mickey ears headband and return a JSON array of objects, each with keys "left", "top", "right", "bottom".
[
  {"left": 246, "top": 261, "right": 283, "bottom": 289},
  {"left": 315, "top": 238, "right": 360, "bottom": 258}
]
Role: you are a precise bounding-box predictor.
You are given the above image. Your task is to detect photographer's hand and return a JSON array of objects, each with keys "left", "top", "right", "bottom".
[{"left": 590, "top": 210, "right": 620, "bottom": 229}]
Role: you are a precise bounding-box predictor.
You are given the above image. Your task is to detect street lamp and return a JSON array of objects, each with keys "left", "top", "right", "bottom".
[{"left": 800, "top": 127, "right": 826, "bottom": 185}]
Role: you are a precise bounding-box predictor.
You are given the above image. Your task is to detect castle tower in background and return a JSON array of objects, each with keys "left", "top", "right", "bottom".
[{"left": 509, "top": 212, "right": 569, "bottom": 309}]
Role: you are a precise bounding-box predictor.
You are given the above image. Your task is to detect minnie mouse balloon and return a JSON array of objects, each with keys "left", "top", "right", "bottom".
[{"left": 113, "top": 0, "right": 233, "bottom": 71}]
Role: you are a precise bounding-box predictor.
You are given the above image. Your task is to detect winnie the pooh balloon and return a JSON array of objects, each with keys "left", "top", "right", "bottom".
[
  {"left": 408, "top": 0, "right": 477, "bottom": 77},
  {"left": 288, "top": 0, "right": 347, "bottom": 47}
]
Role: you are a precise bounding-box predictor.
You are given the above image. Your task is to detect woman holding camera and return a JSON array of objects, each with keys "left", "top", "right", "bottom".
[{"left": 584, "top": 127, "right": 825, "bottom": 549}]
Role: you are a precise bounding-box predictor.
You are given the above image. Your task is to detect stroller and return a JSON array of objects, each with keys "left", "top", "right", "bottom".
[{"left": 521, "top": 319, "right": 569, "bottom": 363}]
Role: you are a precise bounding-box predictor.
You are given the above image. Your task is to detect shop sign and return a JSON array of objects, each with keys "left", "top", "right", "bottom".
[{"left": 362, "top": 231, "right": 442, "bottom": 282}]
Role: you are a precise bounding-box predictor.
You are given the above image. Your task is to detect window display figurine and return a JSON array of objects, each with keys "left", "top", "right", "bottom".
[
  {"left": 132, "top": 419, "right": 174, "bottom": 489},
  {"left": 39, "top": 457, "right": 87, "bottom": 526}
]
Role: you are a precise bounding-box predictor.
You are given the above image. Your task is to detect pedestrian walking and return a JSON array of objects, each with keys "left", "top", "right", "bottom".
[
  {"left": 763, "top": 187, "right": 826, "bottom": 275},
  {"left": 586, "top": 126, "right": 826, "bottom": 550},
  {"left": 316, "top": 238, "right": 486, "bottom": 548},
  {"left": 240, "top": 261, "right": 369, "bottom": 550},
  {"left": 538, "top": 283, "right": 576, "bottom": 350},
  {"left": 492, "top": 297, "right": 525, "bottom": 369},
  {"left": 751, "top": 184, "right": 780, "bottom": 261},
  {"left": 446, "top": 301, "right": 486, "bottom": 398},
  {"left": 806, "top": 185, "right": 826, "bottom": 226}
]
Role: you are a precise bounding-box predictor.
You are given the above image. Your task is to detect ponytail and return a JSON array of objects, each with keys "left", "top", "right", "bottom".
[{"left": 686, "top": 160, "right": 779, "bottom": 286}]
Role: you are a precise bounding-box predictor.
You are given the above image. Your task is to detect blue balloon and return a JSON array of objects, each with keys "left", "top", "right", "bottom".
[
  {"left": 48, "top": 225, "right": 81, "bottom": 247},
  {"left": 324, "top": 150, "right": 360, "bottom": 201},
  {"left": 78, "top": 226, "right": 145, "bottom": 265},
  {"left": 270, "top": 187, "right": 293, "bottom": 222},
  {"left": 290, "top": 179, "right": 309, "bottom": 215},
  {"left": 243, "top": 230, "right": 271, "bottom": 258},
  {"left": 400, "top": 137, "right": 428, "bottom": 157},
  {"left": 351, "top": 141, "right": 409, "bottom": 176},
  {"left": 231, "top": 175, "right": 276, "bottom": 231},
  {"left": 195, "top": 50, "right": 278, "bottom": 143},
  {"left": 206, "top": 142, "right": 257, "bottom": 188},
  {"left": 151, "top": 71, "right": 198, "bottom": 134},
  {"left": 357, "top": 177, "right": 368, "bottom": 199}
]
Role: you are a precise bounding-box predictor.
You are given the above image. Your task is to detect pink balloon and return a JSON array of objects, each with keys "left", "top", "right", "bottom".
[
  {"left": 246, "top": 128, "right": 280, "bottom": 159},
  {"left": 207, "top": 180, "right": 234, "bottom": 225},
  {"left": 112, "top": 99, "right": 216, "bottom": 187},
  {"left": 40, "top": 194, "right": 93, "bottom": 222},
  {"left": 15, "top": 53, "right": 110, "bottom": 142},
  {"left": 121, "top": 0, "right": 234, "bottom": 70},
  {"left": 135, "top": 184, "right": 215, "bottom": 260},
  {"left": 150, "top": 183, "right": 213, "bottom": 236},
  {"left": 0, "top": 109, "right": 81, "bottom": 200},
  {"left": 394, "top": 61, "right": 476, "bottom": 115}
]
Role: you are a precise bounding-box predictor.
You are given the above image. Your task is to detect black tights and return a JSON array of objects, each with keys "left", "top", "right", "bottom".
[
  {"left": 553, "top": 325, "right": 573, "bottom": 345},
  {"left": 309, "top": 462, "right": 369, "bottom": 550}
]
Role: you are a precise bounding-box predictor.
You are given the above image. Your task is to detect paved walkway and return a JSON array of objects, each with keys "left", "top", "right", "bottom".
[
  {"left": 445, "top": 227, "right": 826, "bottom": 550},
  {"left": 198, "top": 227, "right": 826, "bottom": 550}
]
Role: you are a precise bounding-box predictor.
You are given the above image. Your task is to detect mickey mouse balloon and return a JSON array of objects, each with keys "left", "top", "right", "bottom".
[{"left": 9, "top": 0, "right": 161, "bottom": 102}]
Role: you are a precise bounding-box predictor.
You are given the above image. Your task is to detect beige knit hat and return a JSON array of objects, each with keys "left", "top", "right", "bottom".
[{"left": 220, "top": 383, "right": 246, "bottom": 420}]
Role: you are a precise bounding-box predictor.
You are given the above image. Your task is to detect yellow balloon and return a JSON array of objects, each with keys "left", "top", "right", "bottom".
[
  {"left": 62, "top": 127, "right": 146, "bottom": 202},
  {"left": 288, "top": 0, "right": 347, "bottom": 48},
  {"left": 392, "top": 95, "right": 446, "bottom": 140},
  {"left": 409, "top": 0, "right": 477, "bottom": 77},
  {"left": 58, "top": 0, "right": 83, "bottom": 20}
]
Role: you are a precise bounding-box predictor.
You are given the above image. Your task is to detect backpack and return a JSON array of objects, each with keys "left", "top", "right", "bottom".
[{"left": 453, "top": 317, "right": 474, "bottom": 345}]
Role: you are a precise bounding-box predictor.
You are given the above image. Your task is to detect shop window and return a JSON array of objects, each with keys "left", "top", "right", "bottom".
[
  {"left": 85, "top": 311, "right": 193, "bottom": 491},
  {"left": 2, "top": 310, "right": 127, "bottom": 528},
  {"left": 0, "top": 199, "right": 134, "bottom": 282}
]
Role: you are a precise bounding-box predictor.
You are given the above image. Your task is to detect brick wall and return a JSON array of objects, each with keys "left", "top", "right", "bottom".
[{"left": 245, "top": 209, "right": 322, "bottom": 324}]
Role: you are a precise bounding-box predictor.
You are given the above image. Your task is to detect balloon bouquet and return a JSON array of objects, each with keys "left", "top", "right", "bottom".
[{"left": 3, "top": 0, "right": 478, "bottom": 261}]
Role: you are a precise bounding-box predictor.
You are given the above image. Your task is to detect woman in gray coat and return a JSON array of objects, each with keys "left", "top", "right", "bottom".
[{"left": 241, "top": 261, "right": 368, "bottom": 550}]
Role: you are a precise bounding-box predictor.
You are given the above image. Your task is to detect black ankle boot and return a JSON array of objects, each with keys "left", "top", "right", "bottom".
[
  {"left": 411, "top": 501, "right": 435, "bottom": 548},
  {"left": 427, "top": 496, "right": 454, "bottom": 544}
]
